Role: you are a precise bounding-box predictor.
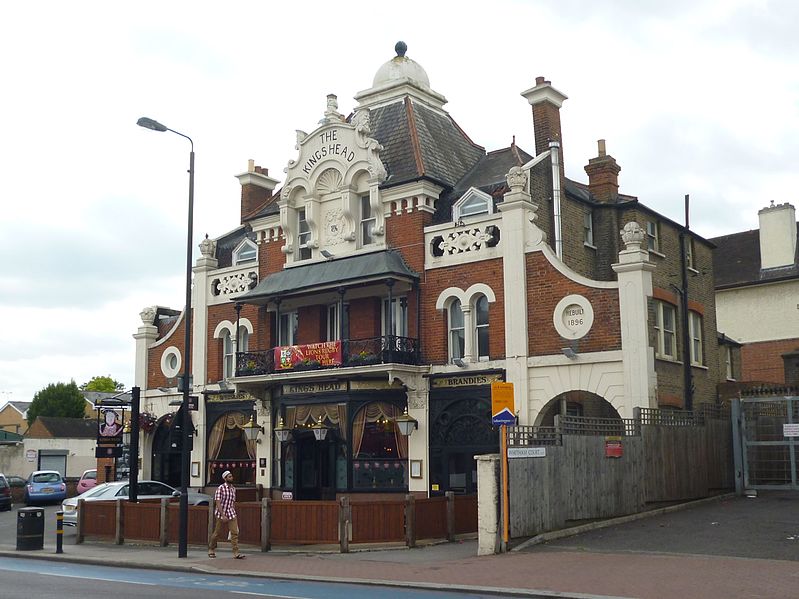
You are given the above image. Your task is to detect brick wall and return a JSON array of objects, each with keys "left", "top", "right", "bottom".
[
  {"left": 525, "top": 252, "right": 621, "bottom": 355},
  {"left": 420, "top": 258, "right": 505, "bottom": 364},
  {"left": 147, "top": 311, "right": 190, "bottom": 389},
  {"left": 742, "top": 338, "right": 799, "bottom": 383}
]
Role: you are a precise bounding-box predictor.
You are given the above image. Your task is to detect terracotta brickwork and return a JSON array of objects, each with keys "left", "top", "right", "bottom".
[
  {"left": 742, "top": 338, "right": 799, "bottom": 383},
  {"left": 420, "top": 258, "right": 505, "bottom": 364},
  {"left": 147, "top": 313, "right": 189, "bottom": 389},
  {"left": 385, "top": 204, "right": 431, "bottom": 275},
  {"left": 525, "top": 252, "right": 621, "bottom": 355},
  {"left": 349, "top": 297, "right": 382, "bottom": 340}
]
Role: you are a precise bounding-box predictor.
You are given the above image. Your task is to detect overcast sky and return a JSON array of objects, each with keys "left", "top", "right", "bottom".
[{"left": 1, "top": 0, "right": 797, "bottom": 405}]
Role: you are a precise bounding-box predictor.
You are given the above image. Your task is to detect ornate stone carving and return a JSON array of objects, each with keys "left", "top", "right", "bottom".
[
  {"left": 323, "top": 208, "right": 346, "bottom": 245},
  {"left": 211, "top": 271, "right": 258, "bottom": 296},
  {"left": 506, "top": 166, "right": 527, "bottom": 191},
  {"left": 407, "top": 390, "right": 427, "bottom": 410},
  {"left": 620, "top": 221, "right": 646, "bottom": 250},
  {"left": 437, "top": 227, "right": 496, "bottom": 255},
  {"left": 352, "top": 108, "right": 371, "bottom": 137},
  {"left": 139, "top": 306, "right": 157, "bottom": 325},
  {"left": 317, "top": 168, "right": 343, "bottom": 195},
  {"left": 320, "top": 93, "right": 344, "bottom": 123},
  {"left": 199, "top": 234, "right": 216, "bottom": 258}
]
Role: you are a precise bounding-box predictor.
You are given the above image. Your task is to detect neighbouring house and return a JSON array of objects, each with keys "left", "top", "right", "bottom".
[
  {"left": 133, "top": 43, "right": 726, "bottom": 500},
  {"left": 711, "top": 201, "right": 799, "bottom": 386},
  {"left": 0, "top": 401, "right": 32, "bottom": 435},
  {"left": 21, "top": 416, "right": 97, "bottom": 479}
]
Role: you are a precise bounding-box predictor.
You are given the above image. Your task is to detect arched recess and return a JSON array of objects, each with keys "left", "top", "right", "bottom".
[
  {"left": 151, "top": 414, "right": 181, "bottom": 488},
  {"left": 535, "top": 390, "right": 622, "bottom": 427}
]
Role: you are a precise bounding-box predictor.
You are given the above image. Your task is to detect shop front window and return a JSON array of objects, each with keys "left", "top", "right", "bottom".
[{"left": 352, "top": 402, "right": 407, "bottom": 490}]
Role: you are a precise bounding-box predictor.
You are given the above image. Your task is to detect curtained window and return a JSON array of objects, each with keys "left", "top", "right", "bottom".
[{"left": 351, "top": 402, "right": 407, "bottom": 490}]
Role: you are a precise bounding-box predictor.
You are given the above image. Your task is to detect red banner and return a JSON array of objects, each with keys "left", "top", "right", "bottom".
[{"left": 274, "top": 341, "right": 342, "bottom": 370}]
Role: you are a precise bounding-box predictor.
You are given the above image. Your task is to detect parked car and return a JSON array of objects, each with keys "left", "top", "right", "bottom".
[
  {"left": 5, "top": 475, "right": 26, "bottom": 488},
  {"left": 0, "top": 474, "right": 11, "bottom": 511},
  {"left": 76, "top": 469, "right": 97, "bottom": 494},
  {"left": 61, "top": 480, "right": 212, "bottom": 526},
  {"left": 25, "top": 470, "right": 67, "bottom": 505}
]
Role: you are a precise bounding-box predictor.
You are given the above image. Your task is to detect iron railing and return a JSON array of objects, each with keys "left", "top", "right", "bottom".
[{"left": 235, "top": 335, "right": 420, "bottom": 376}]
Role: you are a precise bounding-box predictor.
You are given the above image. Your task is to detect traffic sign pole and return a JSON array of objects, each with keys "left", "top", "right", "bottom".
[{"left": 501, "top": 423, "right": 509, "bottom": 551}]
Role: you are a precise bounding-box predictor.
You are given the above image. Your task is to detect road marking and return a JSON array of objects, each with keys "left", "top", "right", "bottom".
[
  {"left": 38, "top": 572, "right": 156, "bottom": 586},
  {"left": 231, "top": 593, "right": 305, "bottom": 599}
]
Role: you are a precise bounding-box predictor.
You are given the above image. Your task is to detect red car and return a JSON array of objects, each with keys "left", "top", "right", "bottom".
[{"left": 76, "top": 469, "right": 97, "bottom": 494}]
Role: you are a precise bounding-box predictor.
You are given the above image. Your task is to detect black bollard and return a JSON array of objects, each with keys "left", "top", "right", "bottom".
[{"left": 56, "top": 511, "right": 63, "bottom": 554}]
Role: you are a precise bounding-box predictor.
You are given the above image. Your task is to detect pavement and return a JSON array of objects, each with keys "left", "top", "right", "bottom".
[{"left": 1, "top": 491, "right": 797, "bottom": 599}]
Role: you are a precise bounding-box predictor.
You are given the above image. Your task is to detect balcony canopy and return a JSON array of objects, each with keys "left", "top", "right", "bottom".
[{"left": 236, "top": 250, "right": 419, "bottom": 305}]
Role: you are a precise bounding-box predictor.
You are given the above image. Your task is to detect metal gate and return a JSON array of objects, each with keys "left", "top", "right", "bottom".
[{"left": 733, "top": 394, "right": 799, "bottom": 490}]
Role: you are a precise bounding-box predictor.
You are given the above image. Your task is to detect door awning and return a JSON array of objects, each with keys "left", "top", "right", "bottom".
[{"left": 236, "top": 250, "right": 419, "bottom": 305}]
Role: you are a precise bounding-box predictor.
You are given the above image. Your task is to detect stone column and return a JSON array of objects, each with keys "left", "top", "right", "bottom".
[
  {"left": 133, "top": 307, "right": 159, "bottom": 389},
  {"left": 498, "top": 167, "right": 536, "bottom": 425},
  {"left": 612, "top": 222, "right": 657, "bottom": 416},
  {"left": 475, "top": 453, "right": 501, "bottom": 555}
]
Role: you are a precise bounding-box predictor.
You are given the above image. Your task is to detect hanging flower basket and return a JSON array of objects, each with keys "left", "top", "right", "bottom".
[{"left": 139, "top": 412, "right": 157, "bottom": 433}]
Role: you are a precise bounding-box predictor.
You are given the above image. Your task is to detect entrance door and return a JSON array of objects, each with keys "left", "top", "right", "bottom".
[
  {"left": 295, "top": 435, "right": 337, "bottom": 500},
  {"left": 151, "top": 421, "right": 181, "bottom": 488},
  {"left": 737, "top": 395, "right": 799, "bottom": 490}
]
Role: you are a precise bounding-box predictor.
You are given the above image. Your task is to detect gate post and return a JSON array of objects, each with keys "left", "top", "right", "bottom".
[
  {"left": 339, "top": 496, "right": 350, "bottom": 553},
  {"left": 261, "top": 497, "right": 271, "bottom": 552},
  {"left": 159, "top": 498, "right": 169, "bottom": 546},
  {"left": 115, "top": 499, "right": 124, "bottom": 545},
  {"left": 445, "top": 491, "right": 455, "bottom": 541},
  {"left": 731, "top": 398, "right": 744, "bottom": 496},
  {"left": 405, "top": 494, "right": 416, "bottom": 548}
]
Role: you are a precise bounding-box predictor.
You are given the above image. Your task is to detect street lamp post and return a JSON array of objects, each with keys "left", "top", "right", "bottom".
[{"left": 137, "top": 116, "right": 194, "bottom": 559}]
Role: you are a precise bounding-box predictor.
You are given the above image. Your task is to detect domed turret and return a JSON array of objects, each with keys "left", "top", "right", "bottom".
[
  {"left": 355, "top": 41, "right": 447, "bottom": 110},
  {"left": 372, "top": 41, "right": 430, "bottom": 88}
]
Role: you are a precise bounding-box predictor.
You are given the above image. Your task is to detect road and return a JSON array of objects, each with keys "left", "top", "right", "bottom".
[{"left": 0, "top": 557, "right": 502, "bottom": 599}]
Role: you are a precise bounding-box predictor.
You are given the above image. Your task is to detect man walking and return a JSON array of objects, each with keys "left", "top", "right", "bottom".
[{"left": 208, "top": 470, "right": 245, "bottom": 559}]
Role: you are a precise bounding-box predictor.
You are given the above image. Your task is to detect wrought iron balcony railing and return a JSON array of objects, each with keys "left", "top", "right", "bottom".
[{"left": 235, "top": 336, "right": 420, "bottom": 377}]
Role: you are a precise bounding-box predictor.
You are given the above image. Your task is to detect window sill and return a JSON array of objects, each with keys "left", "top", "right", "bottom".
[
  {"left": 583, "top": 242, "right": 597, "bottom": 250},
  {"left": 655, "top": 355, "right": 681, "bottom": 365},
  {"left": 688, "top": 267, "right": 699, "bottom": 274},
  {"left": 649, "top": 249, "right": 666, "bottom": 259},
  {"left": 691, "top": 363, "right": 708, "bottom": 370}
]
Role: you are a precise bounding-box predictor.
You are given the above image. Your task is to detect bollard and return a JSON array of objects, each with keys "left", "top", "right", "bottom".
[{"left": 56, "top": 511, "right": 64, "bottom": 554}]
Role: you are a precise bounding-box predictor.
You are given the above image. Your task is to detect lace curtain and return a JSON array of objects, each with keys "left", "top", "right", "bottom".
[
  {"left": 206, "top": 411, "right": 256, "bottom": 479},
  {"left": 285, "top": 404, "right": 347, "bottom": 440},
  {"left": 352, "top": 402, "right": 407, "bottom": 460}
]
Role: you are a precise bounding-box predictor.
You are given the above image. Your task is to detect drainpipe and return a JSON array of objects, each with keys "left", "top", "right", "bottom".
[
  {"left": 550, "top": 140, "right": 563, "bottom": 260},
  {"left": 680, "top": 194, "right": 693, "bottom": 411}
]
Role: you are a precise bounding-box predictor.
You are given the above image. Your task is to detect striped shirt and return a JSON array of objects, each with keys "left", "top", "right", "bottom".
[{"left": 214, "top": 482, "right": 237, "bottom": 520}]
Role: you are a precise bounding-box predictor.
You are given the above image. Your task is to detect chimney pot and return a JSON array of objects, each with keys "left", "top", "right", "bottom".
[
  {"left": 598, "top": 139, "right": 606, "bottom": 157},
  {"left": 535, "top": 76, "right": 545, "bottom": 85},
  {"left": 248, "top": 159, "right": 255, "bottom": 173}
]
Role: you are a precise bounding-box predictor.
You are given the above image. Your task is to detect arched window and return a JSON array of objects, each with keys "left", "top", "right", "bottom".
[
  {"left": 448, "top": 299, "right": 464, "bottom": 361},
  {"left": 238, "top": 325, "right": 249, "bottom": 353},
  {"left": 222, "top": 330, "right": 234, "bottom": 379},
  {"left": 352, "top": 402, "right": 407, "bottom": 490},
  {"left": 474, "top": 295, "right": 490, "bottom": 360}
]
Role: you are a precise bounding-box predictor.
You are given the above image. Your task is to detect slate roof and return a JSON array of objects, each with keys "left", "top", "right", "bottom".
[
  {"left": 29, "top": 417, "right": 96, "bottom": 439},
  {"left": 238, "top": 250, "right": 419, "bottom": 304},
  {"left": 8, "top": 401, "right": 31, "bottom": 415},
  {"left": 213, "top": 227, "right": 256, "bottom": 269},
  {"left": 710, "top": 224, "right": 799, "bottom": 288},
  {"left": 433, "top": 145, "right": 534, "bottom": 224},
  {"left": 369, "top": 99, "right": 485, "bottom": 189}
]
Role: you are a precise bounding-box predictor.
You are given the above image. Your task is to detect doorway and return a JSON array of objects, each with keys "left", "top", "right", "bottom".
[{"left": 294, "top": 434, "right": 337, "bottom": 500}]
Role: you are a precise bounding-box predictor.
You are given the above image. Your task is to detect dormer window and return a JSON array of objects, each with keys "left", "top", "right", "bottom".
[
  {"left": 233, "top": 239, "right": 257, "bottom": 265},
  {"left": 453, "top": 188, "right": 494, "bottom": 221}
]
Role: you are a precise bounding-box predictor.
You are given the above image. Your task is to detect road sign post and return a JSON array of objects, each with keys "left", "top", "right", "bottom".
[{"left": 491, "top": 381, "right": 514, "bottom": 551}]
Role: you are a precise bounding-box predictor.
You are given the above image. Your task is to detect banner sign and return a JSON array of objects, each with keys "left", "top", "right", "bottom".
[{"left": 274, "top": 341, "right": 342, "bottom": 370}]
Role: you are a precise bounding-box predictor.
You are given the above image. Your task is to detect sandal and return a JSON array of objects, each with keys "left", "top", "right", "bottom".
[
  {"left": 234, "top": 554, "right": 246, "bottom": 559},
  {"left": 208, "top": 553, "right": 216, "bottom": 558}
]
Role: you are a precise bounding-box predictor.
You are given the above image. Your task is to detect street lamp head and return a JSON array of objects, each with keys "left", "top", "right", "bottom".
[
  {"left": 394, "top": 406, "right": 418, "bottom": 437},
  {"left": 137, "top": 117, "right": 168, "bottom": 132},
  {"left": 122, "top": 421, "right": 132, "bottom": 446}
]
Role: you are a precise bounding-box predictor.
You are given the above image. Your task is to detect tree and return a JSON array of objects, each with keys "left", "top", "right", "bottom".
[
  {"left": 27, "top": 381, "right": 86, "bottom": 424},
  {"left": 80, "top": 375, "right": 124, "bottom": 393}
]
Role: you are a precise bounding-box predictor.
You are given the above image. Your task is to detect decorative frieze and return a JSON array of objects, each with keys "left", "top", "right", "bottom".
[{"left": 210, "top": 270, "right": 258, "bottom": 297}]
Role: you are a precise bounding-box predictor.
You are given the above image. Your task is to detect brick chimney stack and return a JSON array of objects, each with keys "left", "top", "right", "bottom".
[
  {"left": 236, "top": 159, "right": 279, "bottom": 224},
  {"left": 584, "top": 139, "right": 621, "bottom": 203},
  {"left": 521, "top": 76, "right": 569, "bottom": 165}
]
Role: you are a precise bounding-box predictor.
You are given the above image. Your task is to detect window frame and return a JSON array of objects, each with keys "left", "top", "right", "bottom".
[
  {"left": 583, "top": 210, "right": 594, "bottom": 247},
  {"left": 474, "top": 294, "right": 490, "bottom": 361},
  {"left": 297, "top": 208, "right": 311, "bottom": 261},
  {"left": 654, "top": 300, "right": 677, "bottom": 360},
  {"left": 360, "top": 195, "right": 376, "bottom": 247},
  {"left": 646, "top": 220, "right": 659, "bottom": 253},
  {"left": 452, "top": 187, "right": 494, "bottom": 221},
  {"left": 233, "top": 239, "right": 257, "bottom": 265},
  {"left": 688, "top": 311, "right": 703, "bottom": 366},
  {"left": 222, "top": 330, "right": 235, "bottom": 379},
  {"left": 382, "top": 296, "right": 408, "bottom": 338},
  {"left": 327, "top": 303, "right": 340, "bottom": 341},
  {"left": 279, "top": 311, "right": 298, "bottom": 346},
  {"left": 448, "top": 299, "right": 465, "bottom": 361}
]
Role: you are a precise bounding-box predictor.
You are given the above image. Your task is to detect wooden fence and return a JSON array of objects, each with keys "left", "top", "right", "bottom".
[
  {"left": 508, "top": 406, "right": 733, "bottom": 539},
  {"left": 76, "top": 491, "right": 477, "bottom": 551}
]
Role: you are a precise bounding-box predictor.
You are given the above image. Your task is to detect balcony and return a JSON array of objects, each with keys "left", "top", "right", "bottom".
[{"left": 235, "top": 336, "right": 421, "bottom": 377}]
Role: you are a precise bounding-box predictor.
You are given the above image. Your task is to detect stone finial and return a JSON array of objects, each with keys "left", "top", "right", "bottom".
[
  {"left": 506, "top": 166, "right": 527, "bottom": 192},
  {"left": 139, "top": 306, "right": 157, "bottom": 325},
  {"left": 199, "top": 234, "right": 216, "bottom": 258},
  {"left": 322, "top": 94, "right": 344, "bottom": 123},
  {"left": 620, "top": 221, "right": 646, "bottom": 250},
  {"left": 395, "top": 41, "right": 407, "bottom": 57}
]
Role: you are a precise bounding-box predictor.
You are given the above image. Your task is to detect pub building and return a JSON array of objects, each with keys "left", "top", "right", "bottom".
[{"left": 132, "top": 42, "right": 723, "bottom": 499}]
